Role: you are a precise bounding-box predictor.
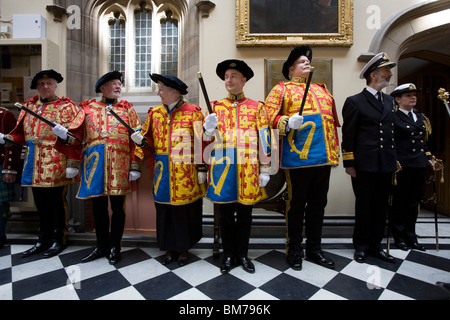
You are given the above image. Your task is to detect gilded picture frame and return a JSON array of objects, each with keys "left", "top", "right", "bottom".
[
  {"left": 265, "top": 58, "right": 333, "bottom": 97},
  {"left": 236, "top": 0, "right": 353, "bottom": 47}
]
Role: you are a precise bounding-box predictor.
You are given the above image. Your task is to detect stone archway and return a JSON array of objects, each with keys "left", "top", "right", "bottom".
[{"left": 359, "top": 0, "right": 450, "bottom": 91}]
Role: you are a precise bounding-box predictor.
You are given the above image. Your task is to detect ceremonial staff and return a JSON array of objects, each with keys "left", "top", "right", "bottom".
[
  {"left": 197, "top": 72, "right": 221, "bottom": 143},
  {"left": 15, "top": 102, "right": 85, "bottom": 145},
  {"left": 298, "top": 66, "right": 315, "bottom": 116},
  {"left": 105, "top": 105, "right": 154, "bottom": 153},
  {"left": 437, "top": 88, "right": 450, "bottom": 117},
  {"left": 289, "top": 67, "right": 314, "bottom": 144}
]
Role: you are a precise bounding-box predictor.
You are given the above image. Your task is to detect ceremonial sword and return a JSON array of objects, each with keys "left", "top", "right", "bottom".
[
  {"left": 15, "top": 102, "right": 85, "bottom": 145},
  {"left": 105, "top": 105, "right": 154, "bottom": 153}
]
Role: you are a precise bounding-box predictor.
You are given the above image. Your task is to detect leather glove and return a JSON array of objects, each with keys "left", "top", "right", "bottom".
[
  {"left": 259, "top": 173, "right": 270, "bottom": 187},
  {"left": 198, "top": 171, "right": 207, "bottom": 184},
  {"left": 288, "top": 114, "right": 304, "bottom": 130},
  {"left": 204, "top": 113, "right": 219, "bottom": 133},
  {"left": 52, "top": 123, "right": 68, "bottom": 140},
  {"left": 66, "top": 167, "right": 79, "bottom": 179},
  {"left": 131, "top": 131, "right": 145, "bottom": 145},
  {"left": 129, "top": 170, "right": 141, "bottom": 181},
  {"left": 0, "top": 133, "right": 5, "bottom": 145}
]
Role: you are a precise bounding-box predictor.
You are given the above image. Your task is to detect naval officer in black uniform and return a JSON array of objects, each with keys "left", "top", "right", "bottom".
[
  {"left": 341, "top": 52, "right": 397, "bottom": 264},
  {"left": 390, "top": 83, "right": 434, "bottom": 251}
]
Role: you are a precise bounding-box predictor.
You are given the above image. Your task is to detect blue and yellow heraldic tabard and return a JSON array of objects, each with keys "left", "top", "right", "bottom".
[
  {"left": 21, "top": 141, "right": 35, "bottom": 186},
  {"left": 206, "top": 148, "right": 238, "bottom": 203},
  {"left": 152, "top": 154, "right": 170, "bottom": 203},
  {"left": 78, "top": 144, "right": 105, "bottom": 198},
  {"left": 281, "top": 113, "right": 328, "bottom": 168}
]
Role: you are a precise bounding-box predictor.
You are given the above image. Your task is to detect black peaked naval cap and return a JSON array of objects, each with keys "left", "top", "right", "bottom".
[
  {"left": 216, "top": 59, "right": 254, "bottom": 81},
  {"left": 95, "top": 71, "right": 123, "bottom": 93},
  {"left": 30, "top": 69, "right": 63, "bottom": 89},
  {"left": 149, "top": 73, "right": 188, "bottom": 95},
  {"left": 282, "top": 45, "right": 313, "bottom": 80}
]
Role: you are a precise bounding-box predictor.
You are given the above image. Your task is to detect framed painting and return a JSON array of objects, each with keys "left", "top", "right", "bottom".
[
  {"left": 236, "top": 0, "right": 353, "bottom": 47},
  {"left": 265, "top": 58, "right": 333, "bottom": 97}
]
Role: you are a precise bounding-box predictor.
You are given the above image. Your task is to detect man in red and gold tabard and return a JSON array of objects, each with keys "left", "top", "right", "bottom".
[
  {"left": 54, "top": 71, "right": 143, "bottom": 265},
  {"left": 2, "top": 69, "right": 79, "bottom": 258},
  {"left": 265, "top": 46, "right": 340, "bottom": 271},
  {"left": 0, "top": 108, "right": 21, "bottom": 248},
  {"left": 203, "top": 59, "right": 272, "bottom": 275},
  {"left": 132, "top": 74, "right": 206, "bottom": 267}
]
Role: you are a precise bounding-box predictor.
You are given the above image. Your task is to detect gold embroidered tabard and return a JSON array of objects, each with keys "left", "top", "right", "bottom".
[
  {"left": 9, "top": 95, "right": 79, "bottom": 187},
  {"left": 265, "top": 81, "right": 340, "bottom": 168},
  {"left": 205, "top": 97, "right": 270, "bottom": 205},
  {"left": 135, "top": 102, "right": 206, "bottom": 205},
  {"left": 72, "top": 99, "right": 142, "bottom": 198}
]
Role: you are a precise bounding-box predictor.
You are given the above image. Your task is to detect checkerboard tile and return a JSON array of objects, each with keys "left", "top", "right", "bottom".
[{"left": 0, "top": 242, "right": 449, "bottom": 302}]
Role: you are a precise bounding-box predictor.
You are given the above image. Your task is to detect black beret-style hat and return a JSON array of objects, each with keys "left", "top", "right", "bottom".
[
  {"left": 95, "top": 71, "right": 123, "bottom": 93},
  {"left": 30, "top": 69, "right": 63, "bottom": 89},
  {"left": 282, "top": 45, "right": 313, "bottom": 80},
  {"left": 149, "top": 73, "right": 188, "bottom": 95},
  {"left": 216, "top": 59, "right": 254, "bottom": 81}
]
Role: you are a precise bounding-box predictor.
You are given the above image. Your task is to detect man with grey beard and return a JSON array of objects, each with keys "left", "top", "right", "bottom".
[{"left": 341, "top": 52, "right": 398, "bottom": 264}]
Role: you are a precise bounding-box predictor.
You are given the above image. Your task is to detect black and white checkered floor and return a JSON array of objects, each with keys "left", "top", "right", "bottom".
[{"left": 1, "top": 234, "right": 449, "bottom": 301}]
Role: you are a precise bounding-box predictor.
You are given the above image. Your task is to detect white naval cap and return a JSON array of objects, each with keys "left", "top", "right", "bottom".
[
  {"left": 359, "top": 52, "right": 397, "bottom": 79},
  {"left": 390, "top": 83, "right": 421, "bottom": 97}
]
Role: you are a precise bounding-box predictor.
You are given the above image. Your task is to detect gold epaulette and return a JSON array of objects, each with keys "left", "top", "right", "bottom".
[{"left": 421, "top": 113, "right": 432, "bottom": 141}]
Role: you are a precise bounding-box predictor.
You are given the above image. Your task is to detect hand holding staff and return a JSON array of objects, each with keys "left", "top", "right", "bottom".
[
  {"left": 15, "top": 102, "right": 85, "bottom": 145},
  {"left": 105, "top": 105, "right": 154, "bottom": 153},
  {"left": 197, "top": 72, "right": 221, "bottom": 143}
]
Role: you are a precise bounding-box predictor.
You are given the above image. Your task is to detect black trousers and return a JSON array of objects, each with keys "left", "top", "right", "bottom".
[
  {"left": 285, "top": 166, "right": 331, "bottom": 254},
  {"left": 219, "top": 203, "right": 253, "bottom": 258},
  {"left": 391, "top": 167, "right": 427, "bottom": 245},
  {"left": 155, "top": 198, "right": 203, "bottom": 253},
  {"left": 91, "top": 195, "right": 126, "bottom": 252},
  {"left": 352, "top": 171, "right": 392, "bottom": 252},
  {"left": 32, "top": 186, "right": 68, "bottom": 245}
]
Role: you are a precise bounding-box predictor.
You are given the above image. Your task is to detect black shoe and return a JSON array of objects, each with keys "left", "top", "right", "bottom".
[
  {"left": 286, "top": 252, "right": 302, "bottom": 271},
  {"left": 220, "top": 256, "right": 234, "bottom": 274},
  {"left": 240, "top": 257, "right": 255, "bottom": 274},
  {"left": 0, "top": 235, "right": 6, "bottom": 249},
  {"left": 161, "top": 252, "right": 176, "bottom": 265},
  {"left": 409, "top": 242, "right": 426, "bottom": 251},
  {"left": 354, "top": 251, "right": 366, "bottom": 263},
  {"left": 394, "top": 241, "right": 409, "bottom": 251},
  {"left": 21, "top": 242, "right": 50, "bottom": 257},
  {"left": 81, "top": 248, "right": 106, "bottom": 263},
  {"left": 306, "top": 251, "right": 335, "bottom": 269},
  {"left": 177, "top": 251, "right": 189, "bottom": 267},
  {"left": 43, "top": 242, "right": 65, "bottom": 258},
  {"left": 108, "top": 247, "right": 121, "bottom": 265},
  {"left": 369, "top": 249, "right": 395, "bottom": 263}
]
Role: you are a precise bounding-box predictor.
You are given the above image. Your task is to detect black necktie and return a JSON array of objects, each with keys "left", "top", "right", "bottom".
[
  {"left": 377, "top": 92, "right": 383, "bottom": 103},
  {"left": 408, "top": 111, "right": 414, "bottom": 121}
]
